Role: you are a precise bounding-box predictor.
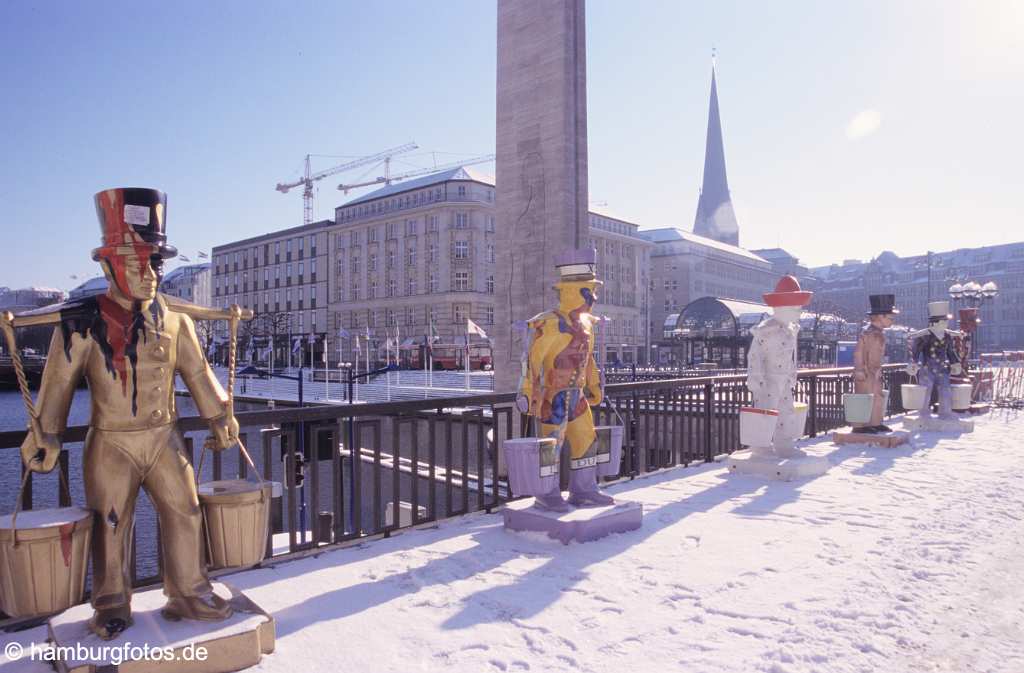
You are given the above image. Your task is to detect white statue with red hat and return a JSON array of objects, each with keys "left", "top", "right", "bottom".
[{"left": 745, "top": 276, "right": 812, "bottom": 458}]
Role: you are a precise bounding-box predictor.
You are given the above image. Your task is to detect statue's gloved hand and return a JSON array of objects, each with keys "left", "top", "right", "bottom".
[
  {"left": 951, "top": 363, "right": 963, "bottom": 376},
  {"left": 905, "top": 363, "right": 919, "bottom": 376},
  {"left": 515, "top": 394, "right": 530, "bottom": 415},
  {"left": 21, "top": 430, "right": 61, "bottom": 473},
  {"left": 208, "top": 414, "right": 240, "bottom": 451},
  {"left": 854, "top": 371, "right": 866, "bottom": 383}
]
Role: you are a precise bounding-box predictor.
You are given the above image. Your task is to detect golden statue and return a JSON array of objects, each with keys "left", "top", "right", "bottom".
[
  {"left": 3, "top": 188, "right": 245, "bottom": 640},
  {"left": 515, "top": 248, "right": 612, "bottom": 510}
]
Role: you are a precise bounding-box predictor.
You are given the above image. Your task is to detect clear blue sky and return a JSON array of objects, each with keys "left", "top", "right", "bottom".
[{"left": 2, "top": 1, "right": 1021, "bottom": 290}]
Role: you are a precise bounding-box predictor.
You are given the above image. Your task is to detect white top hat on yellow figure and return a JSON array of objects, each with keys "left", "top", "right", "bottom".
[{"left": 927, "top": 301, "right": 953, "bottom": 322}]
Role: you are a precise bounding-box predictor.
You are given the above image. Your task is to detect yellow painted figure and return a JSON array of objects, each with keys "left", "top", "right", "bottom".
[
  {"left": 15, "top": 189, "right": 238, "bottom": 640},
  {"left": 517, "top": 250, "right": 613, "bottom": 510}
]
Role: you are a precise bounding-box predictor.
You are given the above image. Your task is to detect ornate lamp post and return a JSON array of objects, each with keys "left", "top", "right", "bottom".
[{"left": 948, "top": 279, "right": 999, "bottom": 361}]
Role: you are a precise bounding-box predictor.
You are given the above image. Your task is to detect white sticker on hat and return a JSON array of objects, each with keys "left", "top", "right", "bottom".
[{"left": 124, "top": 204, "right": 150, "bottom": 226}]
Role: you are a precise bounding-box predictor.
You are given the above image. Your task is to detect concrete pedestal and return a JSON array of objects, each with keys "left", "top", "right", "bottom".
[
  {"left": 726, "top": 449, "right": 830, "bottom": 482},
  {"left": 832, "top": 429, "right": 910, "bottom": 448},
  {"left": 48, "top": 582, "right": 274, "bottom": 673},
  {"left": 903, "top": 416, "right": 975, "bottom": 433},
  {"left": 503, "top": 498, "right": 642, "bottom": 544}
]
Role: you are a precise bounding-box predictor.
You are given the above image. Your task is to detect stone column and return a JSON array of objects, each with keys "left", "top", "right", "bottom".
[{"left": 494, "top": 0, "right": 590, "bottom": 392}]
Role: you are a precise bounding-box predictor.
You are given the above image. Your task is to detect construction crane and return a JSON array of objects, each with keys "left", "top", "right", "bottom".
[
  {"left": 336, "top": 154, "right": 496, "bottom": 194},
  {"left": 276, "top": 142, "right": 418, "bottom": 225}
]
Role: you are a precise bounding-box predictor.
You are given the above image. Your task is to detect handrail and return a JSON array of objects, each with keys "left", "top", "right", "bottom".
[{"left": 0, "top": 364, "right": 907, "bottom": 450}]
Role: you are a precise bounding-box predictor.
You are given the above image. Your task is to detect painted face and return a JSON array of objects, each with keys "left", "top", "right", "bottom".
[
  {"left": 104, "top": 250, "right": 162, "bottom": 301},
  {"left": 929, "top": 319, "right": 949, "bottom": 337},
  {"left": 875, "top": 314, "right": 894, "bottom": 328}
]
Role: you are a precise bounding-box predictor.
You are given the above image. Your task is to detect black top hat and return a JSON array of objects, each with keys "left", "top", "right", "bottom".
[
  {"left": 92, "top": 188, "right": 178, "bottom": 261},
  {"left": 867, "top": 294, "right": 899, "bottom": 316}
]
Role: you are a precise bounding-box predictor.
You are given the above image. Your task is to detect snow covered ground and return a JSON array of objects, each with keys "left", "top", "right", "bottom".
[{"left": 4, "top": 410, "right": 1024, "bottom": 673}]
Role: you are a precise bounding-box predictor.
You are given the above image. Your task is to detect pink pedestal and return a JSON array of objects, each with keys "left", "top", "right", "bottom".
[{"left": 502, "top": 499, "right": 642, "bottom": 544}]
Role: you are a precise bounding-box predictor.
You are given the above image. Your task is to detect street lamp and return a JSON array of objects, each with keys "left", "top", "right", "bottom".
[{"left": 949, "top": 278, "right": 1000, "bottom": 360}]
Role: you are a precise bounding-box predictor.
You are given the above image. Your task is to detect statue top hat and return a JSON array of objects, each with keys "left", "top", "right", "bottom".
[
  {"left": 554, "top": 248, "right": 602, "bottom": 283},
  {"left": 91, "top": 188, "right": 178, "bottom": 261},
  {"left": 927, "top": 300, "right": 953, "bottom": 322},
  {"left": 763, "top": 275, "right": 812, "bottom": 308},
  {"left": 868, "top": 294, "right": 899, "bottom": 316}
]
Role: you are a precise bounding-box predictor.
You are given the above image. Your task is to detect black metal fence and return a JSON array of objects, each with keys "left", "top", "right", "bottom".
[{"left": 0, "top": 363, "right": 908, "bottom": 618}]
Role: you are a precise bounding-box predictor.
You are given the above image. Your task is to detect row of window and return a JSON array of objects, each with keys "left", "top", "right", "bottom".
[
  {"left": 336, "top": 303, "right": 496, "bottom": 330},
  {"left": 337, "top": 212, "right": 496, "bottom": 246},
  {"left": 337, "top": 241, "right": 493, "bottom": 272},
  {"left": 214, "top": 233, "right": 319, "bottom": 273},
  {"left": 213, "top": 260, "right": 318, "bottom": 295},
  {"left": 336, "top": 273, "right": 496, "bottom": 302}
]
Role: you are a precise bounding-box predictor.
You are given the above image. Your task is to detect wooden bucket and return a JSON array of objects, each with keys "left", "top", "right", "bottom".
[
  {"left": 198, "top": 479, "right": 272, "bottom": 570},
  {"left": 197, "top": 437, "right": 271, "bottom": 570},
  {"left": 0, "top": 507, "right": 93, "bottom": 618}
]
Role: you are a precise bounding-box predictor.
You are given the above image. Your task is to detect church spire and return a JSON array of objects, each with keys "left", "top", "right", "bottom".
[{"left": 693, "top": 56, "right": 740, "bottom": 247}]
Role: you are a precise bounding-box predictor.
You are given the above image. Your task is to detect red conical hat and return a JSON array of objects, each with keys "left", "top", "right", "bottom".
[{"left": 763, "top": 275, "right": 812, "bottom": 307}]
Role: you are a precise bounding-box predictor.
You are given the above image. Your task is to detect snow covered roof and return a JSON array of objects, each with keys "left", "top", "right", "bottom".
[
  {"left": 639, "top": 227, "right": 767, "bottom": 263},
  {"left": 162, "top": 263, "right": 210, "bottom": 284},
  {"left": 341, "top": 166, "right": 495, "bottom": 207}
]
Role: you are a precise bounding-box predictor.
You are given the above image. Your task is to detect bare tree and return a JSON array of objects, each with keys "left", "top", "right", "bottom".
[{"left": 194, "top": 319, "right": 218, "bottom": 361}]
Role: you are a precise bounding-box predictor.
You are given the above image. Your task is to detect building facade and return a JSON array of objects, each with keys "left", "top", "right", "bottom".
[
  {"left": 328, "top": 167, "right": 652, "bottom": 367},
  {"left": 160, "top": 263, "right": 212, "bottom": 307},
  {"left": 585, "top": 209, "right": 652, "bottom": 365},
  {"left": 809, "top": 243, "right": 1024, "bottom": 350},
  {"left": 0, "top": 287, "right": 66, "bottom": 312},
  {"left": 211, "top": 220, "right": 331, "bottom": 366},
  {"left": 641, "top": 228, "right": 776, "bottom": 364}
]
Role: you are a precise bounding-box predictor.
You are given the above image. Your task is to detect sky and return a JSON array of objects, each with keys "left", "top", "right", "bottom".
[{"left": 1, "top": 0, "right": 1022, "bottom": 290}]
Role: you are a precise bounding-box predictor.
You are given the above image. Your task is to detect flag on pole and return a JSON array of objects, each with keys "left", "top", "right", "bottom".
[
  {"left": 308, "top": 333, "right": 316, "bottom": 344},
  {"left": 338, "top": 327, "right": 351, "bottom": 339},
  {"left": 292, "top": 337, "right": 302, "bottom": 353},
  {"left": 197, "top": 251, "right": 209, "bottom": 259},
  {"left": 354, "top": 335, "right": 361, "bottom": 354},
  {"left": 179, "top": 254, "right": 192, "bottom": 262},
  {"left": 467, "top": 318, "right": 488, "bottom": 339}
]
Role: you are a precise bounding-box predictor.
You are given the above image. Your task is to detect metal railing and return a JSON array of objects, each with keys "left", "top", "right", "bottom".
[{"left": 0, "top": 363, "right": 908, "bottom": 623}]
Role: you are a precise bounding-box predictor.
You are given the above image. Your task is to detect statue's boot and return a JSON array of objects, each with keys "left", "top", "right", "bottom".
[
  {"left": 851, "top": 426, "right": 874, "bottom": 434},
  {"left": 567, "top": 466, "right": 614, "bottom": 507},
  {"left": 533, "top": 481, "right": 571, "bottom": 513},
  {"left": 161, "top": 592, "right": 233, "bottom": 622},
  {"left": 88, "top": 605, "right": 133, "bottom": 640},
  {"left": 875, "top": 424, "right": 894, "bottom": 433}
]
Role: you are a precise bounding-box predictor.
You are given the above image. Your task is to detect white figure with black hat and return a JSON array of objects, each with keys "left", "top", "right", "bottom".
[
  {"left": 852, "top": 294, "right": 899, "bottom": 433},
  {"left": 906, "top": 301, "right": 963, "bottom": 420},
  {"left": 746, "top": 276, "right": 812, "bottom": 457}
]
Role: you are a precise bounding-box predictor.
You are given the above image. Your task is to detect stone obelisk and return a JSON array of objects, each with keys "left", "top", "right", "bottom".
[{"left": 494, "top": 0, "right": 590, "bottom": 393}]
